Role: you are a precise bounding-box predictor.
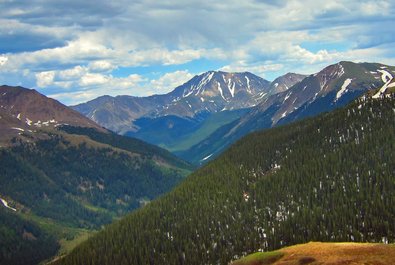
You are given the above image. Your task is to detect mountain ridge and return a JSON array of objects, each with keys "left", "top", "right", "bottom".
[{"left": 178, "top": 61, "right": 395, "bottom": 164}]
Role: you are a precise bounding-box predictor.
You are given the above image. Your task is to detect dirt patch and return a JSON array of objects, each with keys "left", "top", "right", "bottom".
[{"left": 298, "top": 257, "right": 316, "bottom": 264}]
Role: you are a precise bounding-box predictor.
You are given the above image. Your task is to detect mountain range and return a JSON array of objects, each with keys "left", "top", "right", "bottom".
[
  {"left": 2, "top": 61, "right": 395, "bottom": 265},
  {"left": 177, "top": 61, "right": 395, "bottom": 163},
  {"left": 73, "top": 71, "right": 272, "bottom": 132},
  {"left": 0, "top": 86, "right": 192, "bottom": 265},
  {"left": 73, "top": 61, "right": 395, "bottom": 165},
  {"left": 73, "top": 71, "right": 304, "bottom": 153},
  {"left": 56, "top": 90, "right": 395, "bottom": 265}
]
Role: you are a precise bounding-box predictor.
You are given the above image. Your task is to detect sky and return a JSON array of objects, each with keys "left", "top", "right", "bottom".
[{"left": 0, "top": 0, "right": 394, "bottom": 105}]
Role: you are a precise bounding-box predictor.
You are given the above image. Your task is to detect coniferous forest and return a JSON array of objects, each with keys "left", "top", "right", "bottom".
[
  {"left": 0, "top": 207, "right": 59, "bottom": 265},
  {"left": 56, "top": 94, "right": 395, "bottom": 265},
  {"left": 0, "top": 125, "right": 192, "bottom": 265}
]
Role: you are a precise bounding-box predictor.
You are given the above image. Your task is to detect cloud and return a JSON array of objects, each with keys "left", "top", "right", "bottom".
[
  {"left": 88, "top": 61, "right": 114, "bottom": 72},
  {"left": 150, "top": 70, "right": 194, "bottom": 93},
  {"left": 58, "top": 65, "right": 86, "bottom": 80},
  {"left": 33, "top": 65, "right": 150, "bottom": 104},
  {"left": 0, "top": 18, "right": 74, "bottom": 53},
  {"left": 359, "top": 0, "right": 391, "bottom": 16},
  {"left": 79, "top": 73, "right": 109, "bottom": 87},
  {"left": 35, "top": 71, "right": 55, "bottom": 87},
  {"left": 221, "top": 62, "right": 284, "bottom": 79},
  {"left": 35, "top": 68, "right": 196, "bottom": 104},
  {"left": 0, "top": 0, "right": 394, "bottom": 103},
  {"left": 0, "top": 56, "right": 8, "bottom": 66}
]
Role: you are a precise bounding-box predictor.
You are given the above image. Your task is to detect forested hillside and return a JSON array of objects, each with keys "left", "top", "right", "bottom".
[
  {"left": 0, "top": 207, "right": 59, "bottom": 265},
  {"left": 0, "top": 86, "right": 193, "bottom": 265},
  {"left": 57, "top": 93, "right": 395, "bottom": 265}
]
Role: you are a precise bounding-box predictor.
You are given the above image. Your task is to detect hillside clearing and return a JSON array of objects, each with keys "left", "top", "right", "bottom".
[{"left": 231, "top": 242, "right": 395, "bottom": 265}]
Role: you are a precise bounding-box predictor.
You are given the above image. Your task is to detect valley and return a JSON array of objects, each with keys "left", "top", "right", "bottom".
[
  {"left": 73, "top": 62, "right": 395, "bottom": 165},
  {"left": 1, "top": 58, "right": 395, "bottom": 265},
  {"left": 1, "top": 2, "right": 395, "bottom": 264},
  {"left": 55, "top": 92, "right": 395, "bottom": 265},
  {"left": 1, "top": 61, "right": 395, "bottom": 265},
  {"left": 0, "top": 86, "right": 192, "bottom": 265}
]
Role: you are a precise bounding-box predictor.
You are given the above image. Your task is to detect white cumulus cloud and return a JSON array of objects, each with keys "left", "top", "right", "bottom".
[
  {"left": 0, "top": 0, "right": 394, "bottom": 103},
  {"left": 35, "top": 71, "right": 55, "bottom": 87},
  {"left": 0, "top": 56, "right": 8, "bottom": 66},
  {"left": 150, "top": 70, "right": 194, "bottom": 93}
]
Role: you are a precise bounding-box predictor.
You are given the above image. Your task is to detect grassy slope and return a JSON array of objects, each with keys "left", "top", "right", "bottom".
[
  {"left": 0, "top": 208, "right": 59, "bottom": 265},
  {"left": 231, "top": 242, "right": 395, "bottom": 265},
  {"left": 17, "top": 211, "right": 95, "bottom": 258}
]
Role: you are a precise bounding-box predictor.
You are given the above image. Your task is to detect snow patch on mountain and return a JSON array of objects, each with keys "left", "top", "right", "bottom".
[
  {"left": 201, "top": 153, "right": 213, "bottom": 161},
  {"left": 11, "top": 127, "right": 25, "bottom": 132},
  {"left": 245, "top": 76, "right": 251, "bottom": 93},
  {"left": 283, "top": 92, "right": 292, "bottom": 103},
  {"left": 372, "top": 69, "right": 393, "bottom": 99},
  {"left": 183, "top": 89, "right": 194, "bottom": 98},
  {"left": 227, "top": 78, "right": 235, "bottom": 98},
  {"left": 194, "top": 72, "right": 214, "bottom": 96},
  {"left": 388, "top": 82, "right": 395, "bottom": 88},
  {"left": 338, "top": 63, "right": 345, "bottom": 77},
  {"left": 25, "top": 118, "right": 32, "bottom": 126},
  {"left": 378, "top": 69, "right": 392, "bottom": 83},
  {"left": 256, "top": 92, "right": 267, "bottom": 100},
  {"left": 373, "top": 77, "right": 394, "bottom": 99},
  {"left": 217, "top": 82, "right": 226, "bottom": 101},
  {"left": 0, "top": 197, "right": 16, "bottom": 211},
  {"left": 335, "top": 78, "right": 352, "bottom": 101}
]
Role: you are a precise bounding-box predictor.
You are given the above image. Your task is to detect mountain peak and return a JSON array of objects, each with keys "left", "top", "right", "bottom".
[
  {"left": 73, "top": 71, "right": 272, "bottom": 134},
  {"left": 181, "top": 70, "right": 270, "bottom": 99},
  {"left": 0, "top": 85, "right": 106, "bottom": 144},
  {"left": 269, "top": 72, "right": 307, "bottom": 94},
  {"left": 165, "top": 71, "right": 271, "bottom": 116}
]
